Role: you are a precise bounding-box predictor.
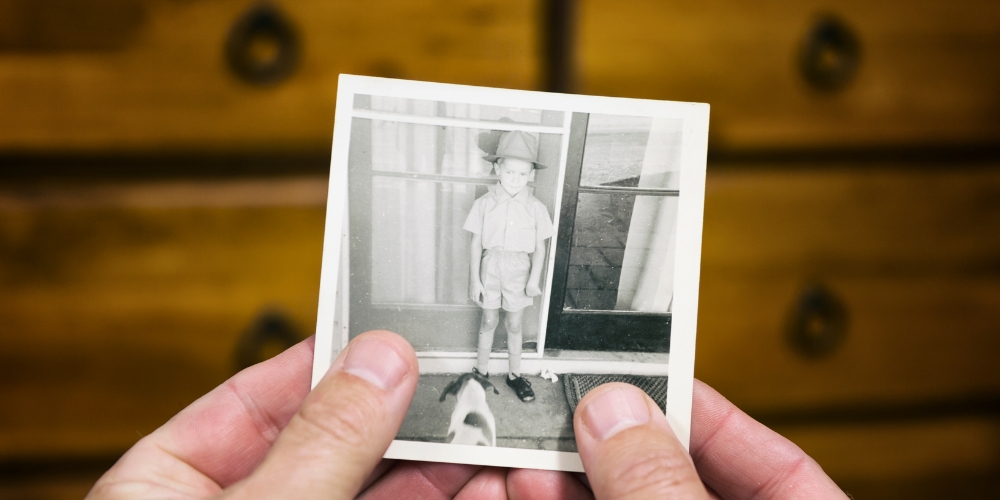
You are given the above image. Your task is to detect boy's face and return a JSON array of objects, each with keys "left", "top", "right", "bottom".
[{"left": 498, "top": 158, "right": 533, "bottom": 196}]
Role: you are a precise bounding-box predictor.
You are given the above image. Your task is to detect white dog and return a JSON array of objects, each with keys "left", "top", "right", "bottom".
[{"left": 439, "top": 372, "right": 499, "bottom": 447}]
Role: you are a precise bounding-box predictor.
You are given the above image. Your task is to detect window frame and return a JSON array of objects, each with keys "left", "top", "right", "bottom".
[{"left": 545, "top": 112, "right": 676, "bottom": 352}]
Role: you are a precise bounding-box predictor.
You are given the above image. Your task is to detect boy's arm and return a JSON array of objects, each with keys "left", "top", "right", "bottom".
[
  {"left": 525, "top": 238, "right": 547, "bottom": 297},
  {"left": 470, "top": 233, "right": 484, "bottom": 305}
]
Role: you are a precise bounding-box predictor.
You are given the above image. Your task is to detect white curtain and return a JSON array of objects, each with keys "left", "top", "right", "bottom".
[
  {"left": 369, "top": 99, "right": 485, "bottom": 305},
  {"left": 615, "top": 117, "right": 683, "bottom": 312}
]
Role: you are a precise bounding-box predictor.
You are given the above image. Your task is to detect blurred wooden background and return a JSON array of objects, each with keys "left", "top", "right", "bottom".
[{"left": 2, "top": 0, "right": 999, "bottom": 497}]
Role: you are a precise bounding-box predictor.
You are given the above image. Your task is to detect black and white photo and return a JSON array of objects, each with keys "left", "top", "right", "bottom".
[{"left": 313, "top": 75, "right": 708, "bottom": 472}]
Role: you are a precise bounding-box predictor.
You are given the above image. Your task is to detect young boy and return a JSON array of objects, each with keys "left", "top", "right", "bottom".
[{"left": 463, "top": 130, "right": 554, "bottom": 402}]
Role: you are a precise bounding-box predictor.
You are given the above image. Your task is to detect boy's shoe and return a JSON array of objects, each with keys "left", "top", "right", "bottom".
[{"left": 506, "top": 375, "right": 535, "bottom": 402}]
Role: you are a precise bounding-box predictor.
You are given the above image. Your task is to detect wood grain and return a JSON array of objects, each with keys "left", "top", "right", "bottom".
[
  {"left": 0, "top": 180, "right": 326, "bottom": 459},
  {"left": 4, "top": 168, "right": 999, "bottom": 460},
  {"left": 0, "top": 0, "right": 539, "bottom": 153},
  {"left": 578, "top": 0, "right": 1000, "bottom": 149},
  {"left": 775, "top": 416, "right": 1000, "bottom": 498},
  {"left": 697, "top": 166, "right": 1000, "bottom": 413}
]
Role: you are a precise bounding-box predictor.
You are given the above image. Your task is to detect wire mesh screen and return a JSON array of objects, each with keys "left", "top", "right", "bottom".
[{"left": 563, "top": 374, "right": 668, "bottom": 414}]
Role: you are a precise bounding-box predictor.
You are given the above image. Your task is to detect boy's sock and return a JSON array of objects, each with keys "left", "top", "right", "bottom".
[
  {"left": 508, "top": 329, "right": 522, "bottom": 377},
  {"left": 477, "top": 319, "right": 498, "bottom": 375}
]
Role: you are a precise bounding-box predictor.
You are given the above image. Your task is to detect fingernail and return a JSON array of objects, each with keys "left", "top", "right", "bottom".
[
  {"left": 583, "top": 387, "right": 651, "bottom": 441},
  {"left": 342, "top": 337, "right": 408, "bottom": 391}
]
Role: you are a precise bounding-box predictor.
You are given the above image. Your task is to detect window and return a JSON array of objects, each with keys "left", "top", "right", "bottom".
[
  {"left": 546, "top": 113, "right": 682, "bottom": 352},
  {"left": 348, "top": 95, "right": 566, "bottom": 352}
]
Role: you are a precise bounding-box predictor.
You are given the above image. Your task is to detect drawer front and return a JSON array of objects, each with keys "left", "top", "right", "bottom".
[
  {"left": 776, "top": 415, "right": 1000, "bottom": 498},
  {"left": 0, "top": 0, "right": 539, "bottom": 153},
  {"left": 0, "top": 178, "right": 326, "bottom": 459},
  {"left": 697, "top": 167, "right": 1000, "bottom": 414},
  {"left": 578, "top": 0, "right": 1000, "bottom": 149}
]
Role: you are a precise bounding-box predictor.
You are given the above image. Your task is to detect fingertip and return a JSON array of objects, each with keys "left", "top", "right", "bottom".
[
  {"left": 574, "top": 383, "right": 661, "bottom": 442},
  {"left": 328, "top": 330, "right": 419, "bottom": 392},
  {"left": 230, "top": 330, "right": 419, "bottom": 498},
  {"left": 574, "top": 383, "right": 708, "bottom": 499}
]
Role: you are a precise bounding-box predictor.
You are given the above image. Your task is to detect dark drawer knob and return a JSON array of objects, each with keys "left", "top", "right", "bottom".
[
  {"left": 799, "top": 14, "right": 861, "bottom": 92},
  {"left": 225, "top": 2, "right": 301, "bottom": 86},
  {"left": 234, "top": 309, "right": 302, "bottom": 371},
  {"left": 787, "top": 283, "right": 849, "bottom": 358}
]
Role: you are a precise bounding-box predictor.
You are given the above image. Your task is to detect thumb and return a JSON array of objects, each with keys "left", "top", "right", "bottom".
[
  {"left": 223, "top": 330, "right": 418, "bottom": 500},
  {"left": 574, "top": 383, "right": 709, "bottom": 500}
]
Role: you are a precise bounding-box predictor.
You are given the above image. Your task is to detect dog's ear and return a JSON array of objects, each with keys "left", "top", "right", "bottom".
[
  {"left": 440, "top": 374, "right": 470, "bottom": 402},
  {"left": 440, "top": 379, "right": 460, "bottom": 402}
]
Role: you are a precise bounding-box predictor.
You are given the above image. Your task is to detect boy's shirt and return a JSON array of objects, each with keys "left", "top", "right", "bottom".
[{"left": 463, "top": 185, "right": 554, "bottom": 253}]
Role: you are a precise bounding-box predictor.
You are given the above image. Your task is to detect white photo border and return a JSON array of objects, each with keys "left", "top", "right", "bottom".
[{"left": 312, "top": 74, "right": 709, "bottom": 472}]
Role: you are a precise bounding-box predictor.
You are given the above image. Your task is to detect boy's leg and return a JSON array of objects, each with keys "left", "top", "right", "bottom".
[
  {"left": 503, "top": 308, "right": 534, "bottom": 402},
  {"left": 503, "top": 308, "right": 525, "bottom": 377},
  {"left": 477, "top": 308, "right": 500, "bottom": 374}
]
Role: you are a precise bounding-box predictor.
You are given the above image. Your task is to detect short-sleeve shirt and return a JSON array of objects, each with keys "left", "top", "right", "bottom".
[{"left": 463, "top": 185, "right": 554, "bottom": 253}]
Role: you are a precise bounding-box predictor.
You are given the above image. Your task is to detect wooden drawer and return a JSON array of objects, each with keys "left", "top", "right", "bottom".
[
  {"left": 0, "top": 177, "right": 326, "bottom": 459},
  {"left": 776, "top": 415, "right": 1000, "bottom": 498},
  {"left": 578, "top": 0, "right": 1000, "bottom": 149},
  {"left": 0, "top": 0, "right": 539, "bottom": 153},
  {"left": 696, "top": 166, "right": 1000, "bottom": 414}
]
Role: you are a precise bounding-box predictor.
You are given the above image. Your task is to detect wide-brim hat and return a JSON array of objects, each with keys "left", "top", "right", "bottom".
[{"left": 481, "top": 130, "right": 549, "bottom": 170}]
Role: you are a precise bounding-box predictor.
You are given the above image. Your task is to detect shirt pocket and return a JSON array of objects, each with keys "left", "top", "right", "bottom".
[{"left": 509, "top": 219, "right": 536, "bottom": 253}]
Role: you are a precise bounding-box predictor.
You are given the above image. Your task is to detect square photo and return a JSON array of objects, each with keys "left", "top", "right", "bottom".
[{"left": 312, "top": 75, "right": 709, "bottom": 472}]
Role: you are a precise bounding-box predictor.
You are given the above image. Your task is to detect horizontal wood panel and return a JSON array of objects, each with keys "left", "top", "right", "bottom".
[
  {"left": 0, "top": 477, "right": 100, "bottom": 500},
  {"left": 578, "top": 0, "right": 1000, "bottom": 149},
  {"left": 697, "top": 166, "right": 1000, "bottom": 413},
  {"left": 778, "top": 416, "right": 1000, "bottom": 483},
  {"left": 0, "top": 182, "right": 326, "bottom": 458},
  {"left": 0, "top": 0, "right": 539, "bottom": 153},
  {"left": 4, "top": 167, "right": 1000, "bottom": 459},
  {"left": 775, "top": 415, "right": 1000, "bottom": 498}
]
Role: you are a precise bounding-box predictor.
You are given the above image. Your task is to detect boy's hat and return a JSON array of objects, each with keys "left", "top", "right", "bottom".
[{"left": 482, "top": 130, "right": 549, "bottom": 170}]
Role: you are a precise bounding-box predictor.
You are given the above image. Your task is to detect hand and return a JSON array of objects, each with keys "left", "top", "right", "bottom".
[
  {"left": 567, "top": 380, "right": 849, "bottom": 499},
  {"left": 85, "top": 332, "right": 493, "bottom": 498},
  {"left": 470, "top": 279, "right": 485, "bottom": 306},
  {"left": 87, "top": 329, "right": 845, "bottom": 500},
  {"left": 525, "top": 281, "right": 541, "bottom": 297}
]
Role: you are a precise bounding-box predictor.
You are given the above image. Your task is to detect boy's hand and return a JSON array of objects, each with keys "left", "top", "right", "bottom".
[
  {"left": 469, "top": 279, "right": 485, "bottom": 306},
  {"left": 525, "top": 281, "right": 541, "bottom": 297}
]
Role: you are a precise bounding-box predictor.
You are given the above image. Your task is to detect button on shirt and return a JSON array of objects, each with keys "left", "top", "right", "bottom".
[{"left": 463, "top": 185, "right": 555, "bottom": 253}]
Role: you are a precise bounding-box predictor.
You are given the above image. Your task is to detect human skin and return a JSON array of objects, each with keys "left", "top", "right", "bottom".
[{"left": 86, "top": 331, "right": 848, "bottom": 499}]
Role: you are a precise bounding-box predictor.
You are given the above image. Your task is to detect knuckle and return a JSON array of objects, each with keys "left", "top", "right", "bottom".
[
  {"left": 606, "top": 446, "right": 699, "bottom": 498},
  {"left": 297, "top": 384, "right": 382, "bottom": 449}
]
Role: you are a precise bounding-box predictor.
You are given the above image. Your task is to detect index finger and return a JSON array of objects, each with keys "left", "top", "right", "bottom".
[{"left": 690, "top": 379, "right": 848, "bottom": 499}]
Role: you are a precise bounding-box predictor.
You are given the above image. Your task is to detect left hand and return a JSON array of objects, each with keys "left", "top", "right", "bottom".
[
  {"left": 86, "top": 331, "right": 587, "bottom": 499},
  {"left": 526, "top": 281, "right": 542, "bottom": 297}
]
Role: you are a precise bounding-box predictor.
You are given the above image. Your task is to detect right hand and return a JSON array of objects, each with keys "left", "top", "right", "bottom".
[
  {"left": 469, "top": 279, "right": 485, "bottom": 306},
  {"left": 561, "top": 380, "right": 850, "bottom": 499}
]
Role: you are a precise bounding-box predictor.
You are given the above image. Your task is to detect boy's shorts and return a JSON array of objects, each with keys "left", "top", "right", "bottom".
[{"left": 480, "top": 249, "right": 532, "bottom": 312}]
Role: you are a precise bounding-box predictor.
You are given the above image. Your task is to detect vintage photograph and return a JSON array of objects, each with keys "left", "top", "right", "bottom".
[{"left": 313, "top": 75, "right": 708, "bottom": 471}]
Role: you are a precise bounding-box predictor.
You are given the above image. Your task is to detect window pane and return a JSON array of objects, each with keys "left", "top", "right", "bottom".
[
  {"left": 580, "top": 114, "right": 684, "bottom": 190},
  {"left": 370, "top": 177, "right": 481, "bottom": 305},
  {"left": 354, "top": 94, "right": 564, "bottom": 127},
  {"left": 357, "top": 118, "right": 563, "bottom": 179},
  {"left": 564, "top": 192, "right": 678, "bottom": 313}
]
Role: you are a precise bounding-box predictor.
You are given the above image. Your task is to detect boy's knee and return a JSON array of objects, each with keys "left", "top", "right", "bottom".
[
  {"left": 504, "top": 317, "right": 522, "bottom": 334},
  {"left": 481, "top": 313, "right": 499, "bottom": 330}
]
